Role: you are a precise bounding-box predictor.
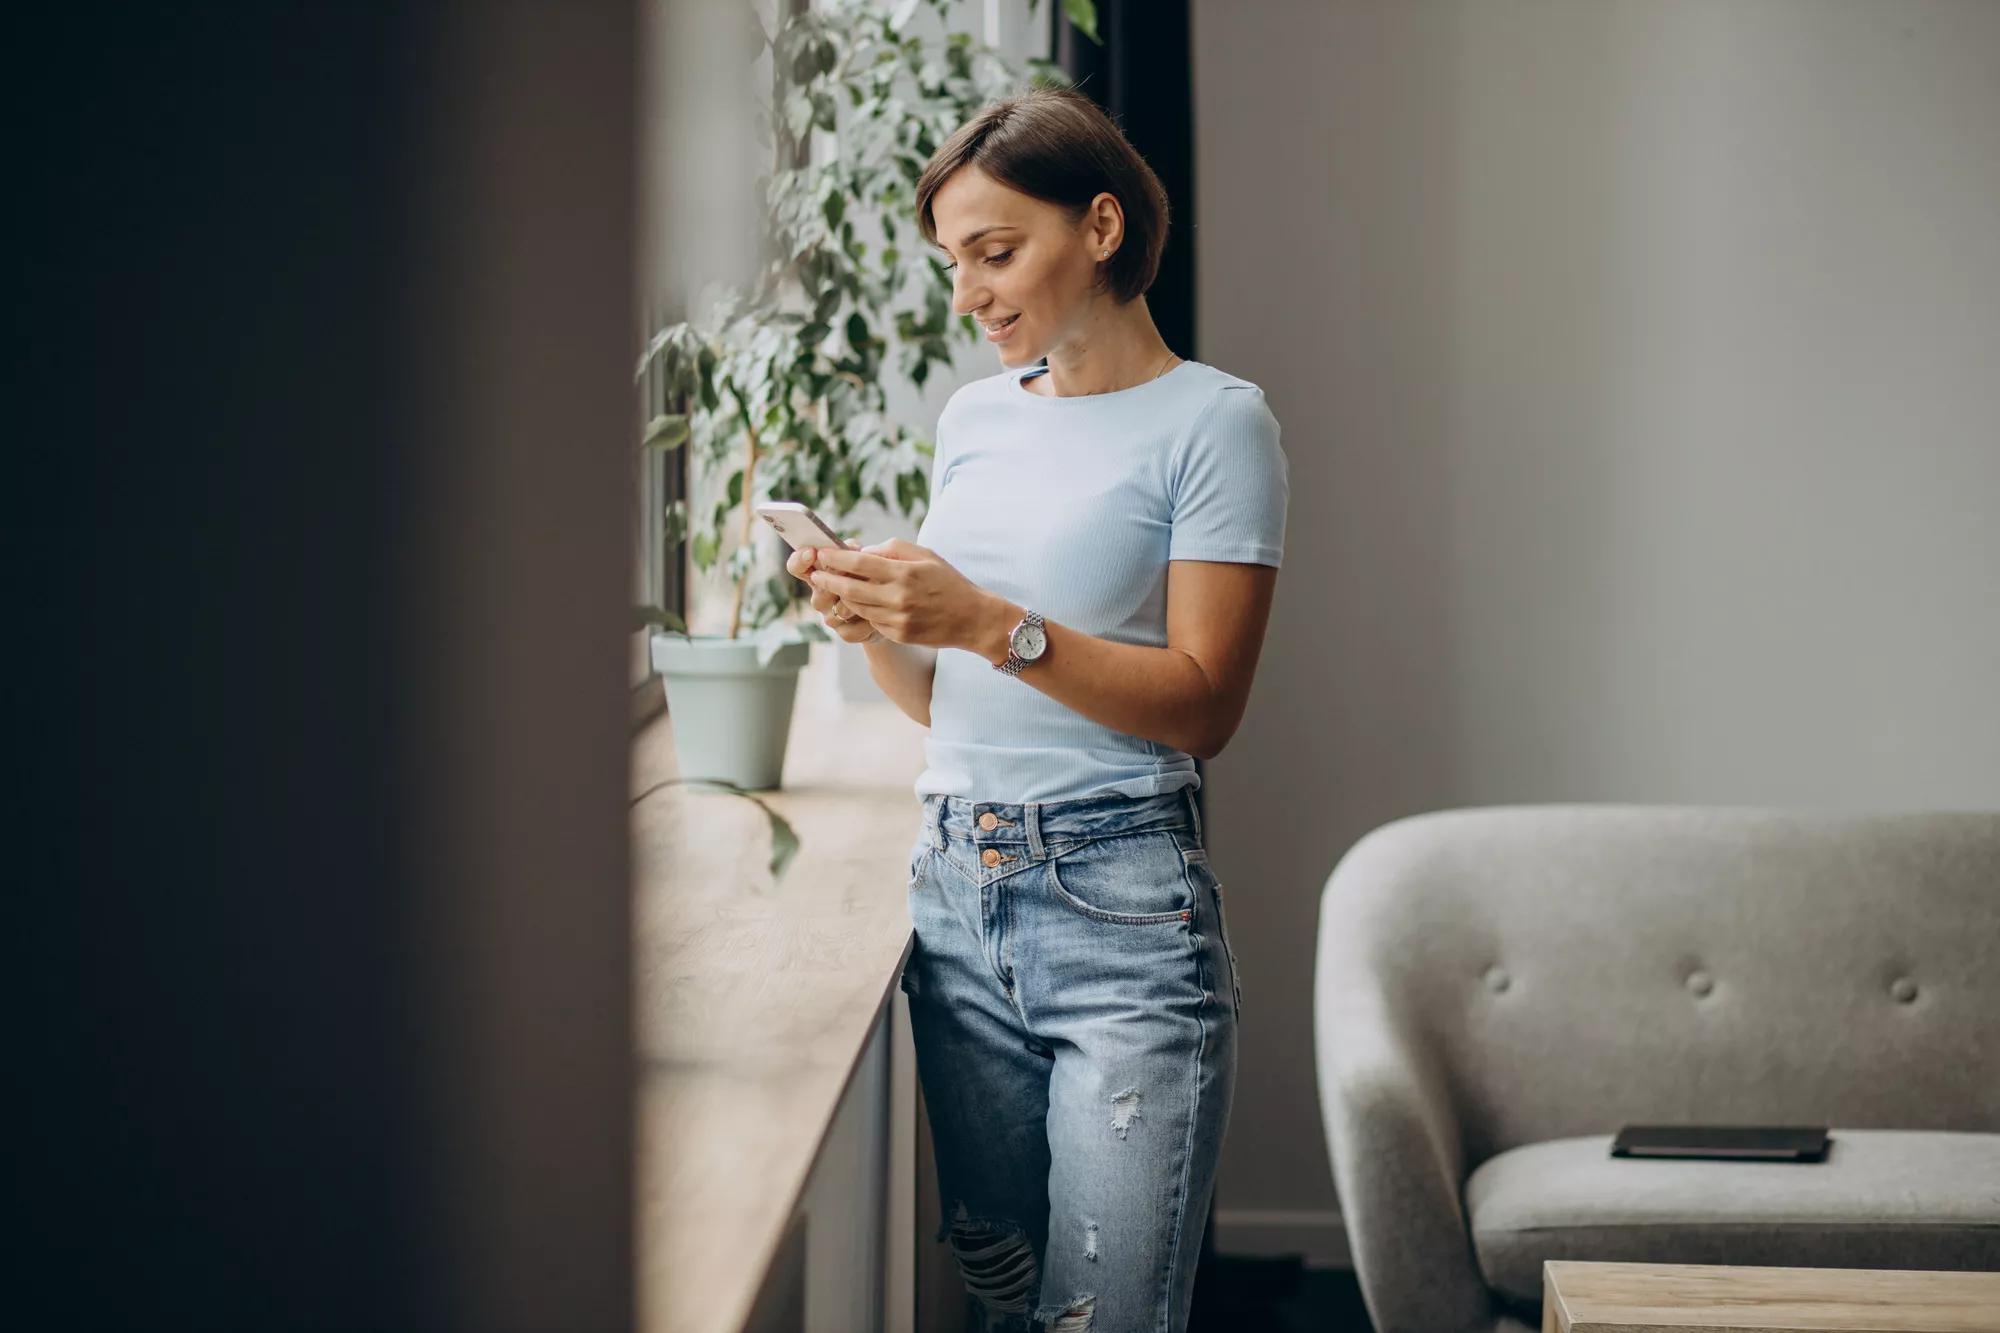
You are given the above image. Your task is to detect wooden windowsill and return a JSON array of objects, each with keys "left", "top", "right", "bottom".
[{"left": 630, "top": 639, "right": 927, "bottom": 1333}]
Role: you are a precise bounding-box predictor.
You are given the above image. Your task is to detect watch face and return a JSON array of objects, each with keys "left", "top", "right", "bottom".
[{"left": 1013, "top": 622, "right": 1047, "bottom": 658}]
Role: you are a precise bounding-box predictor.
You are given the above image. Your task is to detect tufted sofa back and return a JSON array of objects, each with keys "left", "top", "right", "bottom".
[{"left": 1318, "top": 806, "right": 2000, "bottom": 1168}]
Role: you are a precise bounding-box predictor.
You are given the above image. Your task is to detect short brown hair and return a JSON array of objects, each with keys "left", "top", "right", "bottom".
[{"left": 915, "top": 87, "right": 1171, "bottom": 305}]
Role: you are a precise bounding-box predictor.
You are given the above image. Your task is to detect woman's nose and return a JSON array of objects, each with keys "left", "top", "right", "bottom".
[{"left": 951, "top": 275, "right": 986, "bottom": 318}]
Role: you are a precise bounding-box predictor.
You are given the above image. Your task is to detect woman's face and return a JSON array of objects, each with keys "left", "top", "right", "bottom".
[{"left": 928, "top": 165, "right": 1119, "bottom": 366}]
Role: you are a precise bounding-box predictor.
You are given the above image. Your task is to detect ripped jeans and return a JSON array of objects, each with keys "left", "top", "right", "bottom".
[{"left": 899, "top": 786, "right": 1241, "bottom": 1333}]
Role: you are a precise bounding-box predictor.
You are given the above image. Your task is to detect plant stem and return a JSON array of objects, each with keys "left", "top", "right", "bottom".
[{"left": 727, "top": 408, "right": 763, "bottom": 641}]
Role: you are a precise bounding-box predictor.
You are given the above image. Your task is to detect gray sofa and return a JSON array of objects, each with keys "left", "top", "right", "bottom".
[{"left": 1312, "top": 806, "right": 2000, "bottom": 1333}]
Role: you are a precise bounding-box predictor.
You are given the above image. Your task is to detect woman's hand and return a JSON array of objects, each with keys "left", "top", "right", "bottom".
[
  {"left": 785, "top": 539, "right": 884, "bottom": 644},
  {"left": 802, "top": 538, "right": 996, "bottom": 652}
]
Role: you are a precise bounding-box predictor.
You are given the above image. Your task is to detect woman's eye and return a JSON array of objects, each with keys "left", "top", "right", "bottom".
[{"left": 939, "top": 250, "right": 1013, "bottom": 274}]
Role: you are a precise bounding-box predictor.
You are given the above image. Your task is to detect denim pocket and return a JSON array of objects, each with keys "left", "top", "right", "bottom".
[
  {"left": 1044, "top": 832, "right": 1193, "bottom": 925},
  {"left": 1183, "top": 850, "right": 1242, "bottom": 1018}
]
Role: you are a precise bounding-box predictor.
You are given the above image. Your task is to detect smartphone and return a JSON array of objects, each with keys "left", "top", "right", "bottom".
[
  {"left": 755, "top": 501, "right": 851, "bottom": 553},
  {"left": 1611, "top": 1124, "right": 1830, "bottom": 1162}
]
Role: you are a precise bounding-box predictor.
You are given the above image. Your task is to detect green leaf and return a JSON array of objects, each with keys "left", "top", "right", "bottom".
[
  {"left": 812, "top": 284, "right": 843, "bottom": 326},
  {"left": 1062, "top": 0, "right": 1102, "bottom": 44},
  {"left": 789, "top": 41, "right": 817, "bottom": 84},
  {"left": 766, "top": 804, "right": 800, "bottom": 882},
  {"left": 811, "top": 89, "right": 838, "bottom": 133},
  {"left": 698, "top": 346, "right": 719, "bottom": 413},
  {"left": 784, "top": 90, "right": 813, "bottom": 142},
  {"left": 660, "top": 779, "right": 801, "bottom": 886},
  {"left": 726, "top": 469, "right": 744, "bottom": 508},
  {"left": 642, "top": 413, "right": 689, "bottom": 450},
  {"left": 633, "top": 604, "right": 688, "bottom": 635}
]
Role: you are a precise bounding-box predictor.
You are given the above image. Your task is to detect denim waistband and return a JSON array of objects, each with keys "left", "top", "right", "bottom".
[{"left": 921, "top": 786, "right": 1203, "bottom": 857}]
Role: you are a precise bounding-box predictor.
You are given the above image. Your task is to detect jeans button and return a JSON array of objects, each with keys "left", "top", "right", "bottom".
[
  {"left": 978, "top": 812, "right": 998, "bottom": 830},
  {"left": 980, "top": 848, "right": 1001, "bottom": 867}
]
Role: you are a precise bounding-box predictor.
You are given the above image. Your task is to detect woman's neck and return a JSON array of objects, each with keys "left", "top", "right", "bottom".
[{"left": 1027, "top": 301, "right": 1176, "bottom": 397}]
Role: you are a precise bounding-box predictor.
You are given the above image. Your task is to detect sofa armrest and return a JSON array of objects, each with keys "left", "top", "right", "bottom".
[{"left": 1317, "top": 998, "right": 1496, "bottom": 1333}]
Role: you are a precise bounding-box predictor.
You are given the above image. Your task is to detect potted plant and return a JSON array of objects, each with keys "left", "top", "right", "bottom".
[{"left": 634, "top": 0, "right": 1098, "bottom": 804}]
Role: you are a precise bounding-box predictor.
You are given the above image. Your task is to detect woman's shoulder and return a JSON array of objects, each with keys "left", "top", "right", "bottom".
[
  {"left": 1180, "top": 359, "right": 1263, "bottom": 395},
  {"left": 1168, "top": 364, "right": 1285, "bottom": 485},
  {"left": 1181, "top": 363, "right": 1278, "bottom": 436}
]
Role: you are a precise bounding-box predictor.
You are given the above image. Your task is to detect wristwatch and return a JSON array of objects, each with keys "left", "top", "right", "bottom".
[{"left": 994, "top": 609, "right": 1047, "bottom": 677}]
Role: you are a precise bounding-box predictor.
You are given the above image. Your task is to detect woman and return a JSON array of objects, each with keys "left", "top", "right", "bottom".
[{"left": 786, "top": 87, "right": 1286, "bottom": 1333}]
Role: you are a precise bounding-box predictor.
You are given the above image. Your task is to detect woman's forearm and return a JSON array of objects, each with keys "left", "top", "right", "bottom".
[
  {"left": 863, "top": 637, "right": 937, "bottom": 727},
  {"left": 806, "top": 542, "right": 1222, "bottom": 748},
  {"left": 965, "top": 594, "right": 1219, "bottom": 760}
]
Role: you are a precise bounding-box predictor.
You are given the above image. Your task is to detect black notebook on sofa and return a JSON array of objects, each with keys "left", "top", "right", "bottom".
[{"left": 1611, "top": 1124, "right": 1830, "bottom": 1162}]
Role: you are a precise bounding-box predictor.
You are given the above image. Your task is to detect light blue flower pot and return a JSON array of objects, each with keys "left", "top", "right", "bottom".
[{"left": 649, "top": 633, "right": 811, "bottom": 791}]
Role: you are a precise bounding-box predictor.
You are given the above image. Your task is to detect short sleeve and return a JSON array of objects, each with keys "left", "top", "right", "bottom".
[{"left": 1167, "top": 384, "right": 1288, "bottom": 568}]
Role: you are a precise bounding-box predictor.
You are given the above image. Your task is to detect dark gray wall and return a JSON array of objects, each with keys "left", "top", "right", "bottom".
[{"left": 14, "top": 4, "right": 638, "bottom": 1326}]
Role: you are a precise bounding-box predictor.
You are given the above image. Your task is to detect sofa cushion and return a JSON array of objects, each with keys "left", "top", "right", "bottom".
[{"left": 1465, "top": 1128, "right": 2000, "bottom": 1306}]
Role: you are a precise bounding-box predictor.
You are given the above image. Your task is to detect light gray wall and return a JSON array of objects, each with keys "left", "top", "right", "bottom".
[{"left": 1192, "top": 0, "right": 2000, "bottom": 1258}]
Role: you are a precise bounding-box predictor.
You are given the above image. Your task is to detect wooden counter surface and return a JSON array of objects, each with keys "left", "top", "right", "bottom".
[
  {"left": 631, "top": 641, "right": 928, "bottom": 1333},
  {"left": 1544, "top": 1260, "right": 2000, "bottom": 1332}
]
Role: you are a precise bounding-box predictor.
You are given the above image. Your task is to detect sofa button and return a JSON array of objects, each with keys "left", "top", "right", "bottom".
[
  {"left": 978, "top": 811, "right": 999, "bottom": 831},
  {"left": 1890, "top": 976, "right": 1918, "bottom": 1004},
  {"left": 980, "top": 847, "right": 1001, "bottom": 867},
  {"left": 1483, "top": 965, "right": 1511, "bottom": 994},
  {"left": 1686, "top": 970, "right": 1714, "bottom": 997}
]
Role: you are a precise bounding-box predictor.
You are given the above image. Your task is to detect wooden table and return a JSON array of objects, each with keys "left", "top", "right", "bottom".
[{"left": 1543, "top": 1261, "right": 2000, "bottom": 1333}]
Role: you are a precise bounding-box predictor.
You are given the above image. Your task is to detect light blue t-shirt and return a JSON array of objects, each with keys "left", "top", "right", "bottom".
[{"left": 912, "top": 358, "right": 1289, "bottom": 803}]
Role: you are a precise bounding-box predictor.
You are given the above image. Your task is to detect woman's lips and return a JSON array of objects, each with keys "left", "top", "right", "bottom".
[{"left": 984, "top": 313, "right": 1020, "bottom": 342}]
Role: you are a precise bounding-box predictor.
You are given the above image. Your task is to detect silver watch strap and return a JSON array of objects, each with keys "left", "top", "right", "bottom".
[{"left": 995, "top": 609, "right": 1043, "bottom": 676}]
